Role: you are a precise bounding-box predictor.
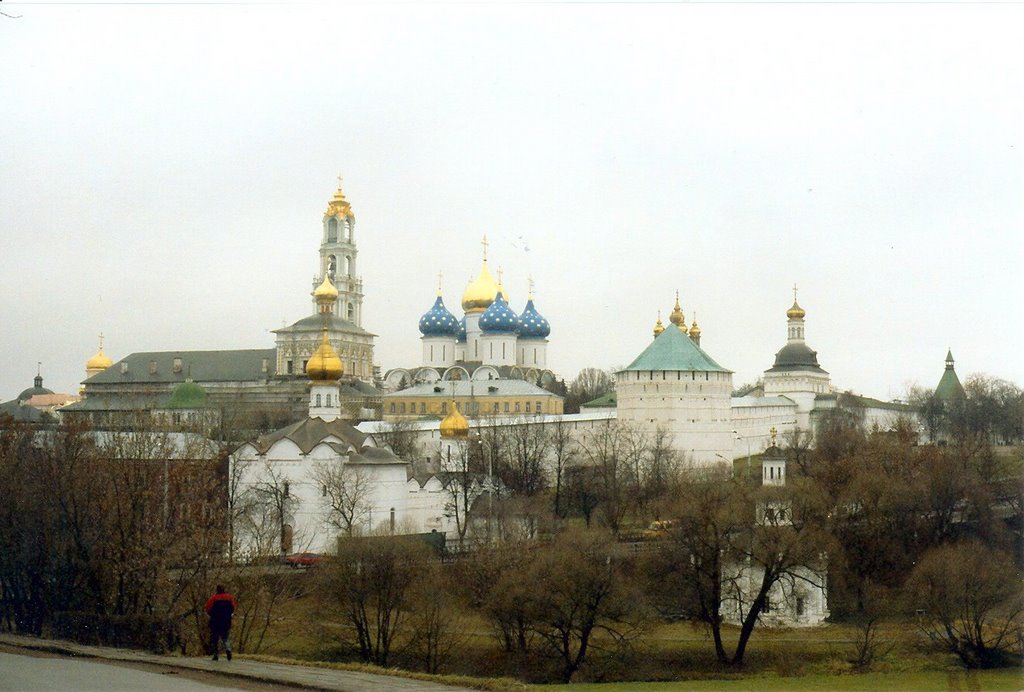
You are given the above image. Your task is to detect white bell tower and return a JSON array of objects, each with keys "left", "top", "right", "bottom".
[{"left": 313, "top": 178, "right": 365, "bottom": 326}]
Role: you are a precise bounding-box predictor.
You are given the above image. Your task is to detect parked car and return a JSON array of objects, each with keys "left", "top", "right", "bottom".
[{"left": 284, "top": 552, "right": 323, "bottom": 568}]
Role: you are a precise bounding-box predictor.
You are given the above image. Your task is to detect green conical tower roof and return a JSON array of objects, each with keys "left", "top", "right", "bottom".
[
  {"left": 935, "top": 350, "right": 964, "bottom": 402},
  {"left": 167, "top": 379, "right": 209, "bottom": 409},
  {"left": 619, "top": 324, "right": 731, "bottom": 373}
]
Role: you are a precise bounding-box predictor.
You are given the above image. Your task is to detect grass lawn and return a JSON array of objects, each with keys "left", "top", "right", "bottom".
[{"left": 553, "top": 669, "right": 1024, "bottom": 691}]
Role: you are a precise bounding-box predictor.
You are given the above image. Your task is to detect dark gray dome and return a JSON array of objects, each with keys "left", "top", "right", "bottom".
[
  {"left": 767, "top": 343, "right": 827, "bottom": 373},
  {"left": 18, "top": 375, "right": 53, "bottom": 402}
]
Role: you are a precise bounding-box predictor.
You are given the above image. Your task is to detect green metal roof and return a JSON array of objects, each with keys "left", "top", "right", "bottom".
[
  {"left": 619, "top": 326, "right": 731, "bottom": 373},
  {"left": 935, "top": 366, "right": 965, "bottom": 402},
  {"left": 581, "top": 391, "right": 617, "bottom": 408}
]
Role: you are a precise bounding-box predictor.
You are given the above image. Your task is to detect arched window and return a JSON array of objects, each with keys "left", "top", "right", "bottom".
[{"left": 328, "top": 218, "right": 338, "bottom": 243}]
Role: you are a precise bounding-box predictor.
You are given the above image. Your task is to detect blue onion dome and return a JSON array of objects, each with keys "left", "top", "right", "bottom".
[
  {"left": 457, "top": 315, "right": 467, "bottom": 342},
  {"left": 418, "top": 295, "right": 459, "bottom": 336},
  {"left": 479, "top": 291, "right": 520, "bottom": 334},
  {"left": 518, "top": 298, "right": 550, "bottom": 338}
]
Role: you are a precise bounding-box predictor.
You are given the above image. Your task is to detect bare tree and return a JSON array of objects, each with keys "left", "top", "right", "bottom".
[
  {"left": 373, "top": 417, "right": 422, "bottom": 461},
  {"left": 526, "top": 529, "right": 638, "bottom": 682},
  {"left": 241, "top": 458, "right": 299, "bottom": 557},
  {"left": 320, "top": 535, "right": 428, "bottom": 665},
  {"left": 438, "top": 438, "right": 483, "bottom": 549},
  {"left": 578, "top": 420, "right": 635, "bottom": 535},
  {"left": 907, "top": 540, "right": 1024, "bottom": 668},
  {"left": 548, "top": 417, "right": 577, "bottom": 518},
  {"left": 312, "top": 459, "right": 374, "bottom": 537}
]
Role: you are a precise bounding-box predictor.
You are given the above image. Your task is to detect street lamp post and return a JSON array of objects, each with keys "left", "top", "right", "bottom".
[{"left": 732, "top": 430, "right": 751, "bottom": 480}]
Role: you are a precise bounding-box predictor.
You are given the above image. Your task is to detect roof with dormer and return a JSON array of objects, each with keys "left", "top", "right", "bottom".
[
  {"left": 252, "top": 416, "right": 370, "bottom": 455},
  {"left": 618, "top": 324, "right": 730, "bottom": 373}
]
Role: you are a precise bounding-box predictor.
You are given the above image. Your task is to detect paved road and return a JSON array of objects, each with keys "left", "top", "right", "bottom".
[
  {"left": 0, "top": 634, "right": 470, "bottom": 691},
  {"left": 0, "top": 650, "right": 240, "bottom": 691}
]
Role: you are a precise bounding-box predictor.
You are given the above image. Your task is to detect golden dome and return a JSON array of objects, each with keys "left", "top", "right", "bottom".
[
  {"left": 653, "top": 312, "right": 665, "bottom": 338},
  {"left": 86, "top": 348, "right": 113, "bottom": 371},
  {"left": 306, "top": 331, "right": 343, "bottom": 381},
  {"left": 86, "top": 334, "right": 113, "bottom": 372},
  {"left": 324, "top": 180, "right": 354, "bottom": 219},
  {"left": 669, "top": 290, "right": 685, "bottom": 327},
  {"left": 461, "top": 260, "right": 500, "bottom": 314},
  {"left": 439, "top": 401, "right": 470, "bottom": 438},
  {"left": 786, "top": 300, "right": 806, "bottom": 320},
  {"left": 313, "top": 274, "right": 339, "bottom": 308},
  {"left": 689, "top": 319, "right": 701, "bottom": 338}
]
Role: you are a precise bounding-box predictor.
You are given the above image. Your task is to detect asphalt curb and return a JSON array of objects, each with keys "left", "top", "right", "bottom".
[{"left": 0, "top": 633, "right": 468, "bottom": 691}]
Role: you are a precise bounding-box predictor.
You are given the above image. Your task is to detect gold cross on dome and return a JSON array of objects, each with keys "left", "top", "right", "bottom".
[
  {"left": 98, "top": 332, "right": 104, "bottom": 349},
  {"left": 770, "top": 426, "right": 778, "bottom": 445},
  {"left": 336, "top": 175, "right": 344, "bottom": 190},
  {"left": 481, "top": 235, "right": 489, "bottom": 261},
  {"left": 437, "top": 271, "right": 443, "bottom": 294},
  {"left": 528, "top": 275, "right": 534, "bottom": 298},
  {"left": 792, "top": 283, "right": 798, "bottom": 302},
  {"left": 497, "top": 266, "right": 503, "bottom": 285}
]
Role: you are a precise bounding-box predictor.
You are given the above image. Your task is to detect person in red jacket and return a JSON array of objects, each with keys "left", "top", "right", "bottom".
[{"left": 204, "top": 585, "right": 237, "bottom": 661}]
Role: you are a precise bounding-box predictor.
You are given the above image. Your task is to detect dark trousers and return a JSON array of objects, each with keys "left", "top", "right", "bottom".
[{"left": 210, "top": 626, "right": 231, "bottom": 655}]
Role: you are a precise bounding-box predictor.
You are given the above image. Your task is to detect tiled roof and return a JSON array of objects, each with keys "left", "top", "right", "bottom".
[{"left": 85, "top": 349, "right": 276, "bottom": 385}]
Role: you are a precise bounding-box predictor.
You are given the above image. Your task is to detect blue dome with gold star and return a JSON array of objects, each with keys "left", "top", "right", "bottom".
[
  {"left": 518, "top": 298, "right": 550, "bottom": 339},
  {"left": 479, "top": 292, "right": 520, "bottom": 334},
  {"left": 418, "top": 296, "right": 459, "bottom": 336},
  {"left": 457, "top": 315, "right": 467, "bottom": 343}
]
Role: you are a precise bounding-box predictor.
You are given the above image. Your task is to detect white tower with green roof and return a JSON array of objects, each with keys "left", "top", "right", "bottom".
[{"left": 616, "top": 326, "right": 734, "bottom": 467}]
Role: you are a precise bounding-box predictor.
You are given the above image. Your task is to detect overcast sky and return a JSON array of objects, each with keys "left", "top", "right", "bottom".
[{"left": 1, "top": 2, "right": 1021, "bottom": 403}]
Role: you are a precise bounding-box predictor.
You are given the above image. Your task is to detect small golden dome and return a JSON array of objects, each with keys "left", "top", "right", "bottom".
[
  {"left": 324, "top": 181, "right": 354, "bottom": 219},
  {"left": 669, "top": 290, "right": 685, "bottom": 327},
  {"left": 313, "top": 274, "right": 339, "bottom": 308},
  {"left": 653, "top": 312, "right": 665, "bottom": 338},
  {"left": 689, "top": 319, "right": 701, "bottom": 337},
  {"left": 86, "top": 334, "right": 113, "bottom": 372},
  {"left": 86, "top": 348, "right": 113, "bottom": 371},
  {"left": 786, "top": 300, "right": 806, "bottom": 320},
  {"left": 307, "top": 331, "right": 343, "bottom": 381},
  {"left": 461, "top": 260, "right": 500, "bottom": 314},
  {"left": 439, "top": 401, "right": 470, "bottom": 438}
]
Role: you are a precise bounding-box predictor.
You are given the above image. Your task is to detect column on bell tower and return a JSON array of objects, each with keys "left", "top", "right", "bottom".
[{"left": 313, "top": 178, "right": 365, "bottom": 326}]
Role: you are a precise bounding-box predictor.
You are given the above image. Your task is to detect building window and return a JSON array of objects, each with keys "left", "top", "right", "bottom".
[
  {"left": 536, "top": 401, "right": 542, "bottom": 412},
  {"left": 796, "top": 597, "right": 805, "bottom": 616},
  {"left": 420, "top": 402, "right": 426, "bottom": 414},
  {"left": 283, "top": 481, "right": 290, "bottom": 498},
  {"left": 526, "top": 402, "right": 531, "bottom": 413},
  {"left": 390, "top": 403, "right": 396, "bottom": 413},
  {"left": 287, "top": 360, "right": 294, "bottom": 374},
  {"left": 316, "top": 394, "right": 322, "bottom": 407},
  {"left": 303, "top": 359, "right": 309, "bottom": 372},
  {"left": 442, "top": 402, "right": 448, "bottom": 413},
  {"left": 400, "top": 402, "right": 406, "bottom": 414},
  {"left": 514, "top": 402, "right": 520, "bottom": 412},
  {"left": 493, "top": 403, "right": 499, "bottom": 413}
]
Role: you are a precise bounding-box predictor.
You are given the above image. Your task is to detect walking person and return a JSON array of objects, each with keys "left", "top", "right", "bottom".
[{"left": 205, "top": 584, "right": 237, "bottom": 661}]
